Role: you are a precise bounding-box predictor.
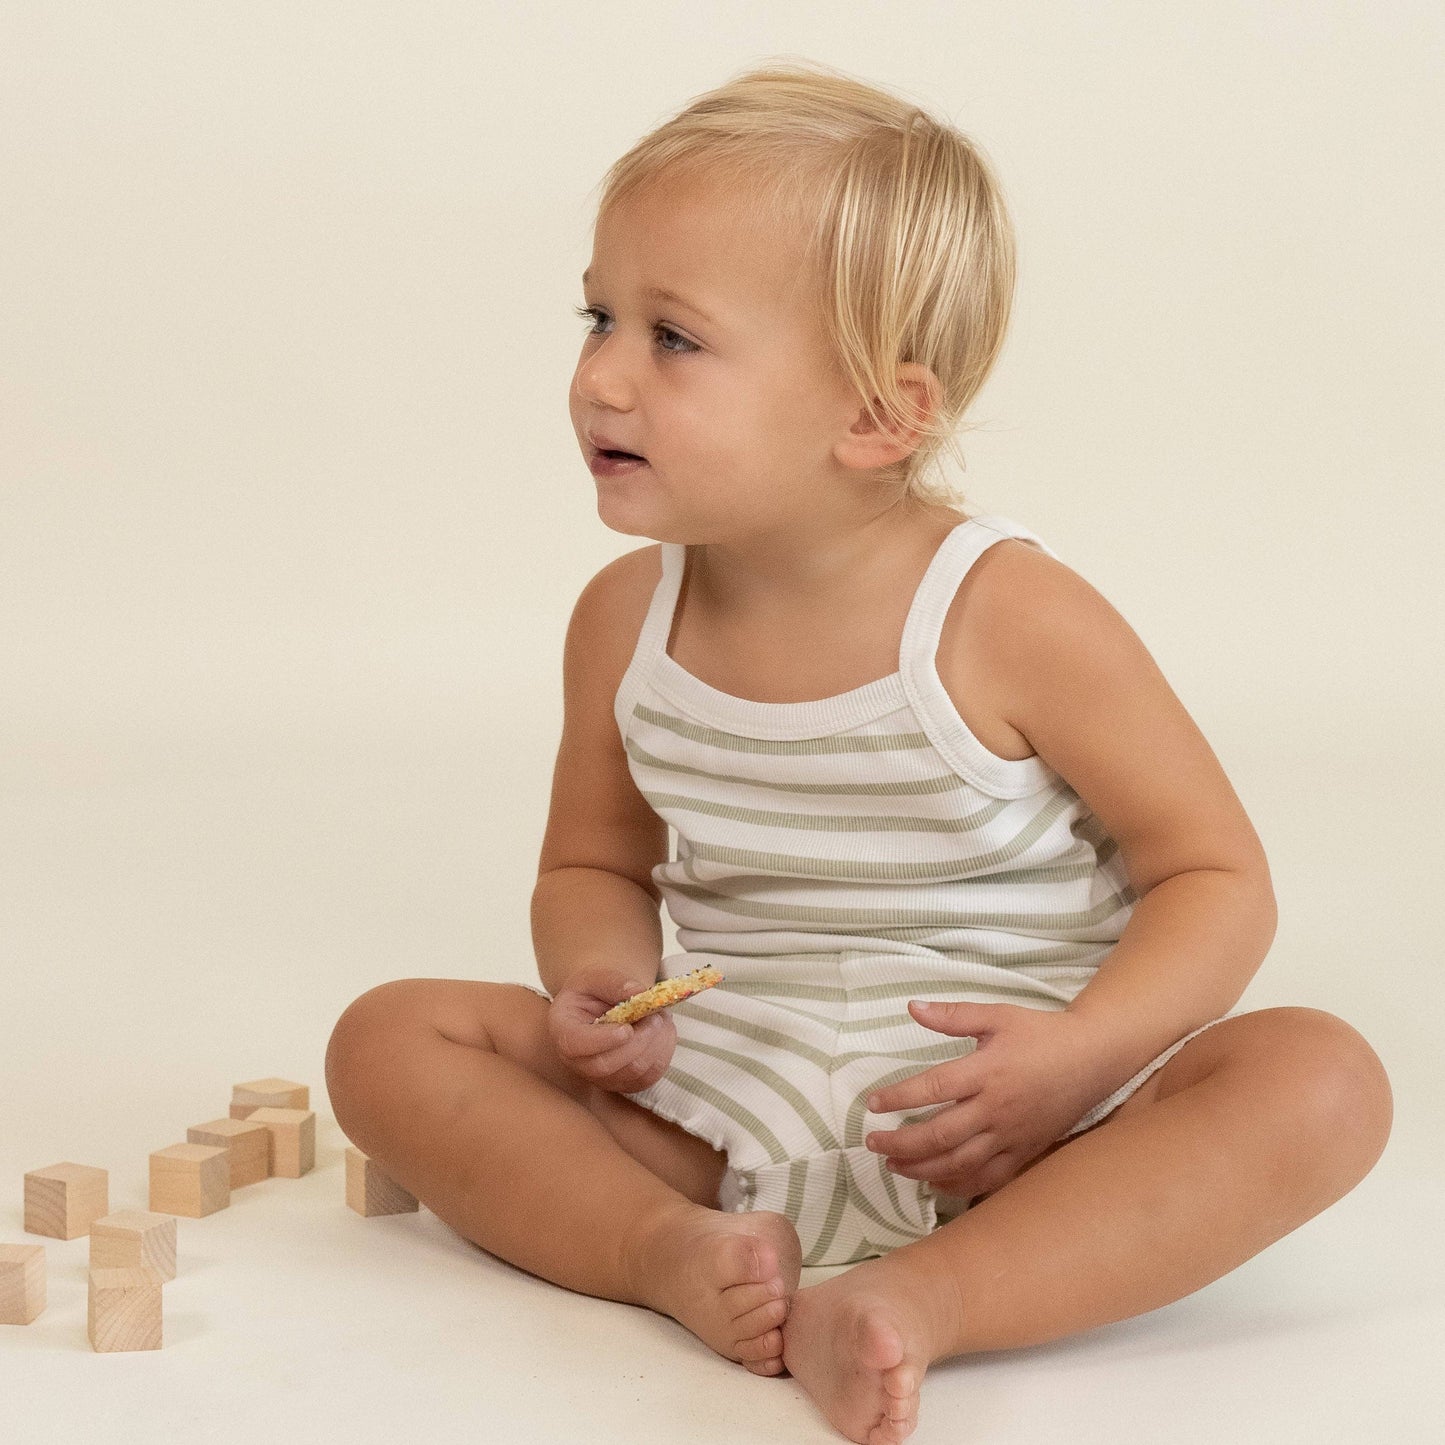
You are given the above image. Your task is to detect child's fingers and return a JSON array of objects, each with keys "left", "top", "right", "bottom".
[
  {"left": 591, "top": 1028, "right": 659, "bottom": 1077},
  {"left": 557, "top": 1016, "right": 633, "bottom": 1060},
  {"left": 588, "top": 1037, "right": 638, "bottom": 1074},
  {"left": 866, "top": 1059, "right": 971, "bottom": 1115},
  {"left": 867, "top": 1098, "right": 984, "bottom": 1160}
]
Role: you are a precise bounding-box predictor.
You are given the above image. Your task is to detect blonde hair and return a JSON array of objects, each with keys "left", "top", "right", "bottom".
[{"left": 587, "top": 58, "right": 1018, "bottom": 510}]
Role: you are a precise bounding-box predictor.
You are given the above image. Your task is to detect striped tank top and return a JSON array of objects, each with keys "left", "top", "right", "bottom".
[{"left": 613, "top": 513, "right": 1139, "bottom": 1002}]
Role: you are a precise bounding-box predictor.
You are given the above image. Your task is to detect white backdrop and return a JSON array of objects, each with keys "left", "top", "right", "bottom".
[{"left": 3, "top": 5, "right": 1441, "bottom": 1442}]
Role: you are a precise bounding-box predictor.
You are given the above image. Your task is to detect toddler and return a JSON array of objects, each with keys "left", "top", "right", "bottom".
[{"left": 325, "top": 60, "right": 1392, "bottom": 1445}]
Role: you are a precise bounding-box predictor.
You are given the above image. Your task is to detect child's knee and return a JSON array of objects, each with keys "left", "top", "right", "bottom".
[
  {"left": 1252, "top": 1007, "right": 1393, "bottom": 1171},
  {"left": 325, "top": 979, "right": 430, "bottom": 1105}
]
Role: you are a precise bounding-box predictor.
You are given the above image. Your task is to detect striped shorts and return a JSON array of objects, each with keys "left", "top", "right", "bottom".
[{"left": 622, "top": 951, "right": 1232, "bottom": 1268}]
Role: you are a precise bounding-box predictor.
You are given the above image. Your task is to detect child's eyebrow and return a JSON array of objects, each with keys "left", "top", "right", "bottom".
[{"left": 581, "top": 270, "right": 721, "bottom": 328}]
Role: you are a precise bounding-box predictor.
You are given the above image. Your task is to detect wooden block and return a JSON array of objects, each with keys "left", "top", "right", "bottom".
[
  {"left": 149, "top": 1143, "right": 231, "bottom": 1217},
  {"left": 89, "top": 1210, "right": 178, "bottom": 1281},
  {"left": 24, "top": 1162, "right": 109, "bottom": 1239},
  {"left": 245, "top": 1108, "right": 315, "bottom": 1177},
  {"left": 88, "top": 1266, "right": 164, "bottom": 1352},
  {"left": 187, "top": 1117, "right": 272, "bottom": 1187},
  {"left": 0, "top": 1243, "right": 46, "bottom": 1324},
  {"left": 345, "top": 1146, "right": 419, "bottom": 1217},
  {"left": 230, "top": 1077, "right": 309, "bottom": 1119}
]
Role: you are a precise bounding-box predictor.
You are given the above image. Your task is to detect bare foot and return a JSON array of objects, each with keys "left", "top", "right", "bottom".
[
  {"left": 780, "top": 1260, "right": 939, "bottom": 1443},
  {"left": 629, "top": 1205, "right": 803, "bottom": 1376}
]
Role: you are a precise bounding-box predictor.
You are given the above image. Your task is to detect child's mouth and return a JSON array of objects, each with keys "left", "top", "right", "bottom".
[{"left": 590, "top": 450, "right": 649, "bottom": 475}]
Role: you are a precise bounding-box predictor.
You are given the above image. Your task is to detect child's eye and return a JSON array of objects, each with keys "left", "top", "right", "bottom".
[{"left": 573, "top": 304, "right": 698, "bottom": 355}]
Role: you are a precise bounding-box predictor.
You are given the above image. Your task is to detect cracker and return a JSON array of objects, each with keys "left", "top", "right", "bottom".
[{"left": 595, "top": 966, "right": 724, "bottom": 1025}]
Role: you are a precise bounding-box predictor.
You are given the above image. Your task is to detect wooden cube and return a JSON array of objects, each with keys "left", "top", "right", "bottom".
[
  {"left": 230, "top": 1077, "right": 309, "bottom": 1119},
  {"left": 24, "top": 1162, "right": 109, "bottom": 1239},
  {"left": 89, "top": 1210, "right": 177, "bottom": 1281},
  {"left": 88, "top": 1266, "right": 164, "bottom": 1352},
  {"left": 187, "top": 1117, "right": 272, "bottom": 1187},
  {"left": 245, "top": 1108, "right": 315, "bottom": 1177},
  {"left": 0, "top": 1243, "right": 46, "bottom": 1324},
  {"left": 149, "top": 1143, "right": 231, "bottom": 1217},
  {"left": 345, "top": 1146, "right": 419, "bottom": 1217}
]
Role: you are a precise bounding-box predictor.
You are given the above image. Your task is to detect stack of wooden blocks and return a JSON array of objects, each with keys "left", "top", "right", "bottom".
[{"left": 1, "top": 1075, "right": 419, "bottom": 1351}]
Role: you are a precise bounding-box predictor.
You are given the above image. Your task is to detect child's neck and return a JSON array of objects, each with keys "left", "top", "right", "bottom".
[{"left": 688, "top": 496, "right": 967, "bottom": 619}]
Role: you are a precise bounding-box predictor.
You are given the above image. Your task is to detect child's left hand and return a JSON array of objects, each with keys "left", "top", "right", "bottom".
[{"left": 863, "top": 1001, "right": 1114, "bottom": 1200}]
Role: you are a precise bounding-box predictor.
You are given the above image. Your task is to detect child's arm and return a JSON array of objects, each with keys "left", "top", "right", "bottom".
[
  {"left": 994, "top": 545, "right": 1278, "bottom": 1077},
  {"left": 532, "top": 866, "right": 664, "bottom": 1000},
  {"left": 530, "top": 552, "right": 672, "bottom": 1001},
  {"left": 1062, "top": 866, "right": 1275, "bottom": 1081},
  {"left": 864, "top": 545, "right": 1277, "bottom": 1198}
]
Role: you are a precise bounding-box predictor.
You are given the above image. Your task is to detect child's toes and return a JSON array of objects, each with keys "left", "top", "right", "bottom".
[
  {"left": 735, "top": 1327, "right": 784, "bottom": 1366},
  {"left": 708, "top": 1228, "right": 774, "bottom": 1286},
  {"left": 733, "top": 1295, "right": 789, "bottom": 1343},
  {"left": 723, "top": 1279, "right": 786, "bottom": 1317},
  {"left": 745, "top": 1356, "right": 786, "bottom": 1377}
]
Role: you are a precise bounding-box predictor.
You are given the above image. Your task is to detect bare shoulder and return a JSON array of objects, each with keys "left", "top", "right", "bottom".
[
  {"left": 944, "top": 537, "right": 1275, "bottom": 898},
  {"left": 956, "top": 536, "right": 1157, "bottom": 721},
  {"left": 572, "top": 542, "right": 664, "bottom": 671},
  {"left": 560, "top": 541, "right": 665, "bottom": 750},
  {"left": 936, "top": 537, "right": 1053, "bottom": 762},
  {"left": 537, "top": 541, "right": 669, "bottom": 891},
  {"left": 951, "top": 535, "right": 1107, "bottom": 666},
  {"left": 610, "top": 541, "right": 666, "bottom": 605}
]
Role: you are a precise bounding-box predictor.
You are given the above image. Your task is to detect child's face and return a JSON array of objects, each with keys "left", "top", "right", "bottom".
[{"left": 570, "top": 171, "right": 879, "bottom": 543}]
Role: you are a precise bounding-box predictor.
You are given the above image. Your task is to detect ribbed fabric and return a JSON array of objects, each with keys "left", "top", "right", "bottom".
[{"left": 616, "top": 514, "right": 1227, "bottom": 1265}]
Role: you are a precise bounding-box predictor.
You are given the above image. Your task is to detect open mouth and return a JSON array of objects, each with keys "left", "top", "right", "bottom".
[{"left": 598, "top": 449, "right": 645, "bottom": 462}]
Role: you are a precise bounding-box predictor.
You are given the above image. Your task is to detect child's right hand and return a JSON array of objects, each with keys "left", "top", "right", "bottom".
[{"left": 547, "top": 964, "right": 678, "bottom": 1095}]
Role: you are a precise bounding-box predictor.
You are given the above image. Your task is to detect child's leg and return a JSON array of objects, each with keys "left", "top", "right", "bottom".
[
  {"left": 324, "top": 978, "right": 802, "bottom": 1372},
  {"left": 780, "top": 1006, "right": 1392, "bottom": 1445}
]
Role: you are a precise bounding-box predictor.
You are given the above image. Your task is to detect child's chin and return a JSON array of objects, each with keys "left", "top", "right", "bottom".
[{"left": 595, "top": 491, "right": 658, "bottom": 535}]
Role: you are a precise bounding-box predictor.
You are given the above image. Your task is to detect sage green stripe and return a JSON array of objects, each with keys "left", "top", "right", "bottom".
[
  {"left": 844, "top": 1143, "right": 921, "bottom": 1234},
  {"left": 841, "top": 977, "right": 1075, "bottom": 1006},
  {"left": 715, "top": 995, "right": 844, "bottom": 1031},
  {"left": 714, "top": 981, "right": 1075, "bottom": 1031},
  {"left": 876, "top": 1149, "right": 913, "bottom": 1225},
  {"left": 683, "top": 998, "right": 981, "bottom": 1073},
  {"left": 679, "top": 999, "right": 835, "bottom": 1070},
  {"left": 726, "top": 1155, "right": 933, "bottom": 1258},
  {"left": 684, "top": 973, "right": 1073, "bottom": 1029},
  {"left": 840, "top": 1237, "right": 901, "bottom": 1265},
  {"left": 636, "top": 701, "right": 927, "bottom": 755},
  {"left": 696, "top": 942, "right": 1113, "bottom": 987},
  {"left": 644, "top": 786, "right": 1063, "bottom": 843},
  {"left": 664, "top": 875, "right": 1134, "bottom": 931},
  {"left": 804, "top": 1164, "right": 856, "bottom": 1266},
  {"left": 649, "top": 792, "right": 1093, "bottom": 884},
  {"left": 804, "top": 1158, "right": 933, "bottom": 1263},
  {"left": 661, "top": 1068, "right": 791, "bottom": 1164},
  {"left": 835, "top": 981, "right": 1067, "bottom": 1020},
  {"left": 717, "top": 965, "right": 1108, "bottom": 1003},
  {"left": 841, "top": 1062, "right": 961, "bottom": 1149},
  {"left": 673, "top": 1037, "right": 841, "bottom": 1153},
  {"left": 677, "top": 849, "right": 1110, "bottom": 888},
  {"left": 733, "top": 1160, "right": 812, "bottom": 1226},
  {"left": 730, "top": 1150, "right": 950, "bottom": 1261},
  {"left": 677, "top": 911, "right": 1135, "bottom": 948},
  {"left": 784, "top": 1159, "right": 808, "bottom": 1228},
  {"left": 627, "top": 736, "right": 984, "bottom": 798},
  {"left": 823, "top": 1152, "right": 920, "bottom": 1241},
  {"left": 714, "top": 981, "right": 849, "bottom": 1003}
]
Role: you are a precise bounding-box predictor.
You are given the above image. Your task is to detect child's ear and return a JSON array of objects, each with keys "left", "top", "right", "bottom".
[{"left": 836, "top": 363, "right": 942, "bottom": 471}]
